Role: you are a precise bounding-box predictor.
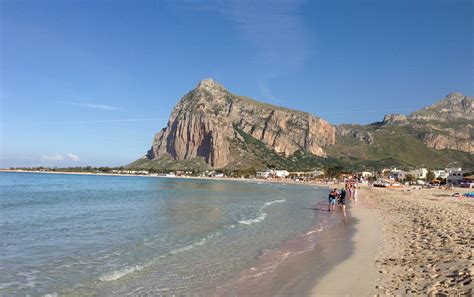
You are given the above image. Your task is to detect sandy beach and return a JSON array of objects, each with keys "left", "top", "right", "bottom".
[
  {"left": 239, "top": 184, "right": 473, "bottom": 296},
  {"left": 361, "top": 186, "right": 473, "bottom": 296}
]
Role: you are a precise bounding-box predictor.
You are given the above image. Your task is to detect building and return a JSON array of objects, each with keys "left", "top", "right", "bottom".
[
  {"left": 433, "top": 170, "right": 448, "bottom": 179},
  {"left": 256, "top": 170, "right": 273, "bottom": 179},
  {"left": 256, "top": 169, "right": 290, "bottom": 179},
  {"left": 411, "top": 168, "right": 428, "bottom": 180},
  {"left": 274, "top": 170, "right": 289, "bottom": 178},
  {"left": 361, "top": 171, "right": 373, "bottom": 178},
  {"left": 446, "top": 167, "right": 462, "bottom": 174},
  {"left": 389, "top": 169, "right": 408, "bottom": 180},
  {"left": 447, "top": 171, "right": 465, "bottom": 185}
]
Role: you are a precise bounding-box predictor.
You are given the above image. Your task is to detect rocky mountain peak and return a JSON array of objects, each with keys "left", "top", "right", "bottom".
[
  {"left": 429, "top": 92, "right": 473, "bottom": 112},
  {"left": 146, "top": 79, "right": 336, "bottom": 168},
  {"left": 196, "top": 78, "right": 226, "bottom": 92},
  {"left": 409, "top": 92, "right": 473, "bottom": 121}
]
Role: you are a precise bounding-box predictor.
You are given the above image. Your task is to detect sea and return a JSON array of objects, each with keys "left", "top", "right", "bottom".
[{"left": 0, "top": 172, "right": 337, "bottom": 296}]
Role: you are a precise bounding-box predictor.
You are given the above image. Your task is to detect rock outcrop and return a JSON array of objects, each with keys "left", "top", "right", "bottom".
[
  {"left": 409, "top": 93, "right": 473, "bottom": 122},
  {"left": 383, "top": 114, "right": 408, "bottom": 125},
  {"left": 147, "top": 78, "right": 336, "bottom": 168},
  {"left": 337, "top": 127, "right": 375, "bottom": 145}
]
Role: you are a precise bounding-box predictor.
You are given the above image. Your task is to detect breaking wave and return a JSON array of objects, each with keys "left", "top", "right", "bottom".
[{"left": 238, "top": 199, "right": 286, "bottom": 225}]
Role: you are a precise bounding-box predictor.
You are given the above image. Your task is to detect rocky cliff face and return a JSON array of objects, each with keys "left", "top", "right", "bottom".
[
  {"left": 409, "top": 93, "right": 474, "bottom": 153},
  {"left": 147, "top": 78, "right": 336, "bottom": 168}
]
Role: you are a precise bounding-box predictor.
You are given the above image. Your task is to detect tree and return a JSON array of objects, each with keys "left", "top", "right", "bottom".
[
  {"left": 325, "top": 166, "right": 345, "bottom": 179},
  {"left": 404, "top": 174, "right": 415, "bottom": 183},
  {"left": 426, "top": 170, "right": 435, "bottom": 182}
]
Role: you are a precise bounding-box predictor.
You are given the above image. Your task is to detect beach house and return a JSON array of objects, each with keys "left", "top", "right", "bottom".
[
  {"left": 389, "top": 168, "right": 408, "bottom": 181},
  {"left": 256, "top": 170, "right": 273, "bottom": 179},
  {"left": 411, "top": 168, "right": 428, "bottom": 180},
  {"left": 447, "top": 171, "right": 465, "bottom": 185},
  {"left": 433, "top": 169, "right": 448, "bottom": 179}
]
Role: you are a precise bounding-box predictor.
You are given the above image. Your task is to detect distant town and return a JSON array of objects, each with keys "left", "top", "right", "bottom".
[{"left": 2, "top": 165, "right": 473, "bottom": 189}]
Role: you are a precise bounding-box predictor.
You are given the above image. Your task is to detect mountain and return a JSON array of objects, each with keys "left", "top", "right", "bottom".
[
  {"left": 129, "top": 79, "right": 473, "bottom": 171},
  {"left": 328, "top": 93, "right": 473, "bottom": 168}
]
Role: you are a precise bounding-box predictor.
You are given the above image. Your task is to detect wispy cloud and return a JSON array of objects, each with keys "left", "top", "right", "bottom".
[
  {"left": 39, "top": 118, "right": 166, "bottom": 124},
  {"left": 315, "top": 108, "right": 417, "bottom": 115},
  {"left": 224, "top": 0, "right": 310, "bottom": 74},
  {"left": 60, "top": 101, "right": 119, "bottom": 111},
  {"left": 41, "top": 154, "right": 64, "bottom": 161},
  {"left": 67, "top": 153, "right": 80, "bottom": 161},
  {"left": 257, "top": 81, "right": 277, "bottom": 101},
  {"left": 176, "top": 0, "right": 310, "bottom": 100}
]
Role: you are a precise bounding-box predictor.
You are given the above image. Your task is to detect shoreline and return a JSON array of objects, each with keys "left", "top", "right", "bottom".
[
  {"left": 0, "top": 169, "right": 336, "bottom": 187},
  {"left": 4, "top": 170, "right": 471, "bottom": 295},
  {"left": 217, "top": 184, "right": 473, "bottom": 296}
]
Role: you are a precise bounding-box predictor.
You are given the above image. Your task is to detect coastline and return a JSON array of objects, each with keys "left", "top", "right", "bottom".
[
  {"left": 0, "top": 169, "right": 335, "bottom": 187},
  {"left": 217, "top": 184, "right": 473, "bottom": 296},
  {"left": 4, "top": 170, "right": 472, "bottom": 295},
  {"left": 310, "top": 196, "right": 381, "bottom": 296}
]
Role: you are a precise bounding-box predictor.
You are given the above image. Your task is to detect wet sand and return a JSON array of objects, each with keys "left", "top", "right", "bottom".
[
  {"left": 311, "top": 203, "right": 381, "bottom": 296},
  {"left": 219, "top": 184, "right": 473, "bottom": 296},
  {"left": 213, "top": 204, "right": 357, "bottom": 296}
]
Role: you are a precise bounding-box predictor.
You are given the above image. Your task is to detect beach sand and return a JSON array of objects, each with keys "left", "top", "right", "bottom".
[
  {"left": 310, "top": 201, "right": 381, "bottom": 296},
  {"left": 362, "top": 186, "right": 473, "bottom": 296},
  {"left": 231, "top": 184, "right": 473, "bottom": 296}
]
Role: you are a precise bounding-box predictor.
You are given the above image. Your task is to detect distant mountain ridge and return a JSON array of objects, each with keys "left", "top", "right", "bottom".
[{"left": 129, "top": 79, "right": 473, "bottom": 171}]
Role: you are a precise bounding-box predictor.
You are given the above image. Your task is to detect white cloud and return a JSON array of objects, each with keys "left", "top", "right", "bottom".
[
  {"left": 67, "top": 153, "right": 80, "bottom": 161},
  {"left": 60, "top": 101, "right": 119, "bottom": 111},
  {"left": 41, "top": 154, "right": 64, "bottom": 161}
]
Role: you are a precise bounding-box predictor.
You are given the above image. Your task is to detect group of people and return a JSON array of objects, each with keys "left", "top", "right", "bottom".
[{"left": 327, "top": 182, "right": 358, "bottom": 212}]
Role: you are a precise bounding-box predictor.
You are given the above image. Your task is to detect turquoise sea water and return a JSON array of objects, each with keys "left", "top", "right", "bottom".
[{"left": 0, "top": 172, "right": 331, "bottom": 296}]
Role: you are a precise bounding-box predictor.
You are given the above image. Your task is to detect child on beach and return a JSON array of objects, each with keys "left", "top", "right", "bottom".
[{"left": 328, "top": 189, "right": 337, "bottom": 211}]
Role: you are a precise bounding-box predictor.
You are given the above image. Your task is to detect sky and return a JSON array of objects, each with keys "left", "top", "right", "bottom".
[{"left": 1, "top": 0, "right": 472, "bottom": 167}]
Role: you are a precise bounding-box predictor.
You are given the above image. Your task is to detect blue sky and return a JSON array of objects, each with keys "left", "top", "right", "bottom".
[{"left": 1, "top": 0, "right": 472, "bottom": 167}]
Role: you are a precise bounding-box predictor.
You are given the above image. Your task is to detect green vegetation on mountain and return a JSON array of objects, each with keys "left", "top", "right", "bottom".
[{"left": 128, "top": 80, "right": 473, "bottom": 172}]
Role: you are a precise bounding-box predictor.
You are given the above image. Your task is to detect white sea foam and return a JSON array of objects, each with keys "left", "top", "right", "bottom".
[
  {"left": 99, "top": 265, "right": 145, "bottom": 282},
  {"left": 99, "top": 235, "right": 214, "bottom": 282},
  {"left": 239, "top": 199, "right": 286, "bottom": 225}
]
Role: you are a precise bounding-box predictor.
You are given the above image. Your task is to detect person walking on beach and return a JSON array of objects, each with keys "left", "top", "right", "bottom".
[
  {"left": 353, "top": 186, "right": 358, "bottom": 202},
  {"left": 328, "top": 189, "right": 337, "bottom": 211},
  {"left": 339, "top": 187, "right": 346, "bottom": 207}
]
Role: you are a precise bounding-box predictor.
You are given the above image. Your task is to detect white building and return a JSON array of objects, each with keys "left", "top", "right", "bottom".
[
  {"left": 446, "top": 167, "right": 462, "bottom": 174},
  {"left": 274, "top": 170, "right": 289, "bottom": 178},
  {"left": 433, "top": 170, "right": 448, "bottom": 179},
  {"left": 361, "top": 171, "right": 373, "bottom": 178},
  {"left": 389, "top": 169, "right": 408, "bottom": 180},
  {"left": 256, "top": 170, "right": 273, "bottom": 178},
  {"left": 410, "top": 168, "right": 428, "bottom": 180},
  {"left": 256, "top": 169, "right": 290, "bottom": 179}
]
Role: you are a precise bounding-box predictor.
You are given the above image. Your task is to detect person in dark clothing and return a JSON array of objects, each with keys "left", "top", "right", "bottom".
[
  {"left": 328, "top": 189, "right": 337, "bottom": 211},
  {"left": 338, "top": 188, "right": 346, "bottom": 206},
  {"left": 339, "top": 187, "right": 346, "bottom": 211}
]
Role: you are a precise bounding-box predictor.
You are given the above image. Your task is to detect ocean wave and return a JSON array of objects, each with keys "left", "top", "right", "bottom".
[
  {"left": 98, "top": 233, "right": 217, "bottom": 282},
  {"left": 99, "top": 264, "right": 145, "bottom": 282},
  {"left": 239, "top": 199, "right": 286, "bottom": 225}
]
